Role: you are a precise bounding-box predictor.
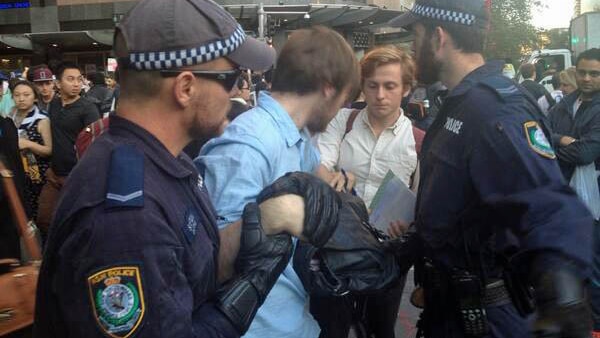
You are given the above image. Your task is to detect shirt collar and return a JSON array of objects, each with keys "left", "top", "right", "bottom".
[
  {"left": 360, "top": 107, "right": 408, "bottom": 135},
  {"left": 108, "top": 115, "right": 195, "bottom": 179},
  {"left": 447, "top": 60, "right": 504, "bottom": 99},
  {"left": 257, "top": 91, "right": 303, "bottom": 147}
]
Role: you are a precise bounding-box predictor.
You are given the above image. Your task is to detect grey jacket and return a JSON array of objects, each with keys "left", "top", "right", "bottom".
[{"left": 548, "top": 90, "right": 600, "bottom": 181}]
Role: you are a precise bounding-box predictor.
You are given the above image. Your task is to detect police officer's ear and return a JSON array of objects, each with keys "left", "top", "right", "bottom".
[
  {"left": 432, "top": 26, "right": 445, "bottom": 52},
  {"left": 171, "top": 71, "right": 197, "bottom": 109}
]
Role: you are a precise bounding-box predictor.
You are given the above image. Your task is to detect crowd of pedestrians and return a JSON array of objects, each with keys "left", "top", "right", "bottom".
[{"left": 0, "top": 62, "right": 117, "bottom": 246}]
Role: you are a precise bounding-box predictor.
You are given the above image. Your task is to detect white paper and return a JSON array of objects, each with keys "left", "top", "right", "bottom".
[{"left": 369, "top": 170, "right": 416, "bottom": 232}]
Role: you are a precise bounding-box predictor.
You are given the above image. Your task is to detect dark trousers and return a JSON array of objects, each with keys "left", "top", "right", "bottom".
[{"left": 311, "top": 275, "right": 407, "bottom": 338}]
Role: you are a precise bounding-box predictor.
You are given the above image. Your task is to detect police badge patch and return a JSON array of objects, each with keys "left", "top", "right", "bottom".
[
  {"left": 523, "top": 121, "right": 556, "bottom": 159},
  {"left": 87, "top": 266, "right": 145, "bottom": 338}
]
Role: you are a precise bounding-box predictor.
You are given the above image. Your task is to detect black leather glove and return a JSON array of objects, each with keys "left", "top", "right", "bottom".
[
  {"left": 217, "top": 203, "right": 293, "bottom": 335},
  {"left": 531, "top": 257, "right": 591, "bottom": 338},
  {"left": 257, "top": 172, "right": 341, "bottom": 247},
  {"left": 292, "top": 192, "right": 400, "bottom": 296},
  {"left": 383, "top": 224, "right": 421, "bottom": 275}
]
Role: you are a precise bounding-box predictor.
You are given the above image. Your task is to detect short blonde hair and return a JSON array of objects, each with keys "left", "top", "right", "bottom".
[
  {"left": 360, "top": 46, "right": 415, "bottom": 91},
  {"left": 559, "top": 67, "right": 577, "bottom": 90}
]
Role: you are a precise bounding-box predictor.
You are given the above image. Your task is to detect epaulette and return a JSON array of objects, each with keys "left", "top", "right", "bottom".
[
  {"left": 105, "top": 144, "right": 144, "bottom": 208},
  {"left": 478, "top": 75, "right": 520, "bottom": 102}
]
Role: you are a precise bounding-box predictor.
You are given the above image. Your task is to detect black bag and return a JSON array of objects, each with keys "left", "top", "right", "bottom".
[{"left": 293, "top": 194, "right": 400, "bottom": 296}]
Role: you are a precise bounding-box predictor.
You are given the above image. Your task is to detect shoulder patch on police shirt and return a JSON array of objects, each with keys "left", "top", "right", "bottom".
[
  {"left": 106, "top": 145, "right": 144, "bottom": 208},
  {"left": 523, "top": 121, "right": 556, "bottom": 159},
  {"left": 87, "top": 266, "right": 145, "bottom": 338},
  {"left": 479, "top": 76, "right": 519, "bottom": 101}
]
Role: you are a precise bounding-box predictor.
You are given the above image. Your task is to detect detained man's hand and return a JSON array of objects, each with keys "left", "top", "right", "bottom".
[{"left": 387, "top": 220, "right": 410, "bottom": 238}]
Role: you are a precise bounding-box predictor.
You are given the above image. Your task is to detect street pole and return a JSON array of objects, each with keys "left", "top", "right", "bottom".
[{"left": 258, "top": 3, "right": 265, "bottom": 40}]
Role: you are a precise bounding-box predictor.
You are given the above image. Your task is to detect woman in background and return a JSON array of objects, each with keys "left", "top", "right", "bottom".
[
  {"left": 10, "top": 81, "right": 52, "bottom": 220},
  {"left": 559, "top": 67, "right": 578, "bottom": 96}
]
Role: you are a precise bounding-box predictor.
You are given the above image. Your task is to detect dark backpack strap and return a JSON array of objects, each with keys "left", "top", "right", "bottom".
[
  {"left": 543, "top": 90, "right": 556, "bottom": 108},
  {"left": 343, "top": 109, "right": 361, "bottom": 140},
  {"left": 412, "top": 126, "right": 425, "bottom": 155}
]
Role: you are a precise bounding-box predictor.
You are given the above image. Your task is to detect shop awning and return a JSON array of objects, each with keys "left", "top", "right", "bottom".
[
  {"left": 223, "top": 4, "right": 407, "bottom": 31},
  {"left": 0, "top": 30, "right": 113, "bottom": 52}
]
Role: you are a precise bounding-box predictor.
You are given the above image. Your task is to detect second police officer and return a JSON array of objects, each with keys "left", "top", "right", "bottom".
[{"left": 388, "top": 0, "right": 593, "bottom": 337}]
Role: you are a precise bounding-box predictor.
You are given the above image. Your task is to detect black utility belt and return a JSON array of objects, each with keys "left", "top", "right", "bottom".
[{"left": 419, "top": 265, "right": 513, "bottom": 337}]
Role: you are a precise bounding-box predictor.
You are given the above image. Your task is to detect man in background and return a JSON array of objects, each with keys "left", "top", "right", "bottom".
[
  {"left": 548, "top": 48, "right": 600, "bottom": 336},
  {"left": 519, "top": 62, "right": 553, "bottom": 104},
  {"left": 36, "top": 62, "right": 99, "bottom": 232},
  {"left": 31, "top": 66, "right": 56, "bottom": 112}
]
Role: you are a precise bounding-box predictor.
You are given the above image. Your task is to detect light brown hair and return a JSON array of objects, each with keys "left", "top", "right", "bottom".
[
  {"left": 360, "top": 46, "right": 415, "bottom": 90},
  {"left": 519, "top": 63, "right": 536, "bottom": 80},
  {"left": 271, "top": 25, "right": 360, "bottom": 98}
]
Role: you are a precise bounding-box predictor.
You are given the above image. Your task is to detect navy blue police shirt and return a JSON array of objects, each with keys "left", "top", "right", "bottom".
[
  {"left": 34, "top": 115, "right": 239, "bottom": 338},
  {"left": 416, "top": 61, "right": 592, "bottom": 277}
]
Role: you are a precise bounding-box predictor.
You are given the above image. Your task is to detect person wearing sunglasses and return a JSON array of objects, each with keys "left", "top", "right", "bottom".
[
  {"left": 33, "top": 0, "right": 290, "bottom": 337},
  {"left": 228, "top": 72, "right": 253, "bottom": 121}
]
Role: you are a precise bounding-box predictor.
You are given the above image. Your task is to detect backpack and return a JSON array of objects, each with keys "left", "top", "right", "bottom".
[
  {"left": 343, "top": 109, "right": 425, "bottom": 154},
  {"left": 75, "top": 116, "right": 109, "bottom": 159}
]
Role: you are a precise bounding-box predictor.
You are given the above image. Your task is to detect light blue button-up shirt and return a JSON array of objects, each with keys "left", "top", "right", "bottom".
[{"left": 196, "top": 92, "right": 321, "bottom": 338}]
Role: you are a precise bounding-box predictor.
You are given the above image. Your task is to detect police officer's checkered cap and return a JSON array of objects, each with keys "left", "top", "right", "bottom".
[
  {"left": 116, "top": 0, "right": 275, "bottom": 71},
  {"left": 389, "top": 0, "right": 490, "bottom": 29}
]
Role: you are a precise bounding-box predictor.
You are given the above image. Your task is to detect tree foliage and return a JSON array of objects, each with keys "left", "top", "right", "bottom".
[{"left": 484, "top": 0, "right": 541, "bottom": 64}]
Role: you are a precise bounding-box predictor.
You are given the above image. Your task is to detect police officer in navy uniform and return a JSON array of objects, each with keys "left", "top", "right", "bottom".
[
  {"left": 32, "top": 1, "right": 292, "bottom": 337},
  {"left": 387, "top": 0, "right": 593, "bottom": 337}
]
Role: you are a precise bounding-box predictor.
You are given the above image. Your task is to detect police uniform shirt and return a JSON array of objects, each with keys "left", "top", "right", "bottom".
[
  {"left": 416, "top": 61, "right": 592, "bottom": 274},
  {"left": 414, "top": 61, "right": 593, "bottom": 338},
  {"left": 34, "top": 116, "right": 238, "bottom": 338}
]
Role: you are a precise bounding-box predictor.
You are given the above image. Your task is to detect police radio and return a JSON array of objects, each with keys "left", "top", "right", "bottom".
[{"left": 451, "top": 271, "right": 489, "bottom": 337}]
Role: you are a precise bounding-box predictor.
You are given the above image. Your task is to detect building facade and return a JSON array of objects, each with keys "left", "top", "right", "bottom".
[
  {"left": 0, "top": 0, "right": 410, "bottom": 73},
  {"left": 575, "top": 0, "right": 600, "bottom": 16}
]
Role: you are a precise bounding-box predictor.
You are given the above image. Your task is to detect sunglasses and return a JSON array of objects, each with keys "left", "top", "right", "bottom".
[{"left": 161, "top": 68, "right": 242, "bottom": 92}]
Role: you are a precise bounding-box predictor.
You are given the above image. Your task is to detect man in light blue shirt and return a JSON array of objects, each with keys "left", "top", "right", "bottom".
[{"left": 196, "top": 26, "right": 360, "bottom": 338}]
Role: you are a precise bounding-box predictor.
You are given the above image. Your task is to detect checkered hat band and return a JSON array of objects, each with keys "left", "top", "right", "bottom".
[
  {"left": 129, "top": 25, "right": 246, "bottom": 71},
  {"left": 412, "top": 4, "right": 475, "bottom": 26}
]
